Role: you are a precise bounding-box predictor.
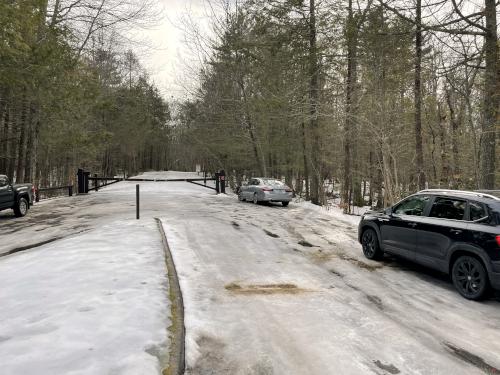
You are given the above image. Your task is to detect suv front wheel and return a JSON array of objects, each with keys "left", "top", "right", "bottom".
[
  {"left": 361, "top": 228, "right": 383, "bottom": 260},
  {"left": 452, "top": 255, "right": 489, "bottom": 300}
]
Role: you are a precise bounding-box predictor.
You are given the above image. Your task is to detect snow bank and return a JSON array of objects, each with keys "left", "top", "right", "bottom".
[{"left": 0, "top": 219, "right": 170, "bottom": 375}]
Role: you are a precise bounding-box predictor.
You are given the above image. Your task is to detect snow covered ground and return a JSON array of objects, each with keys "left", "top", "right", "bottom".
[
  {"left": 1, "top": 171, "right": 500, "bottom": 374},
  {"left": 0, "top": 220, "right": 169, "bottom": 374},
  {"left": 0, "top": 171, "right": 205, "bottom": 374}
]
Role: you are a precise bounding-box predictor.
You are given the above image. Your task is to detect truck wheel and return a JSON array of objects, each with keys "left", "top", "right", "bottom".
[{"left": 14, "top": 197, "right": 28, "bottom": 217}]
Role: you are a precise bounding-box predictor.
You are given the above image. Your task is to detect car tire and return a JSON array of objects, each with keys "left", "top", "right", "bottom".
[
  {"left": 282, "top": 201, "right": 289, "bottom": 207},
  {"left": 14, "top": 197, "right": 28, "bottom": 217},
  {"left": 361, "top": 228, "right": 383, "bottom": 260},
  {"left": 452, "top": 255, "right": 489, "bottom": 300},
  {"left": 253, "top": 193, "right": 258, "bottom": 204}
]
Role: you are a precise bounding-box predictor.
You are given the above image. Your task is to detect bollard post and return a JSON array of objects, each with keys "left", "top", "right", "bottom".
[
  {"left": 68, "top": 185, "right": 73, "bottom": 197},
  {"left": 94, "top": 174, "right": 98, "bottom": 191},
  {"left": 35, "top": 186, "right": 40, "bottom": 203},
  {"left": 204, "top": 171, "right": 206, "bottom": 185},
  {"left": 136, "top": 184, "right": 140, "bottom": 219},
  {"left": 220, "top": 170, "right": 226, "bottom": 194}
]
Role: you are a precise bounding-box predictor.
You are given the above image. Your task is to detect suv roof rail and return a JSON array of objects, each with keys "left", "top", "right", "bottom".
[{"left": 418, "top": 189, "right": 500, "bottom": 201}]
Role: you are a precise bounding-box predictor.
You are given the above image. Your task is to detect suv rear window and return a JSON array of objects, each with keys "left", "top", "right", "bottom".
[
  {"left": 488, "top": 202, "right": 500, "bottom": 225},
  {"left": 469, "top": 201, "right": 487, "bottom": 221},
  {"left": 429, "top": 197, "right": 466, "bottom": 220}
]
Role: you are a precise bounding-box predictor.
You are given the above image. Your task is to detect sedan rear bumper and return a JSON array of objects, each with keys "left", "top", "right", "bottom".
[
  {"left": 261, "top": 192, "right": 292, "bottom": 202},
  {"left": 262, "top": 198, "right": 292, "bottom": 202}
]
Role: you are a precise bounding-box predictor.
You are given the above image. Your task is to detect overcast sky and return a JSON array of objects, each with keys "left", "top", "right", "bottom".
[{"left": 134, "top": 0, "right": 219, "bottom": 100}]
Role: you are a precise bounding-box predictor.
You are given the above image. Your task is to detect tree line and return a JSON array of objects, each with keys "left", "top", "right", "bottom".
[
  {"left": 0, "top": 0, "right": 171, "bottom": 188},
  {"left": 173, "top": 0, "right": 499, "bottom": 209}
]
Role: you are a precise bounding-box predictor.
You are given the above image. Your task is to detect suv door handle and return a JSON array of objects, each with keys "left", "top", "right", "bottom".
[
  {"left": 450, "top": 229, "right": 462, "bottom": 234},
  {"left": 408, "top": 222, "right": 417, "bottom": 228}
]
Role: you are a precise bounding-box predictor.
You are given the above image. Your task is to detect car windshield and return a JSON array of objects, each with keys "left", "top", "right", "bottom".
[{"left": 262, "top": 179, "right": 285, "bottom": 187}]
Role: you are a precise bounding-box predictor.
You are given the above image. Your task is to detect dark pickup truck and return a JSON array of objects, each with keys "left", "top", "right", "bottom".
[{"left": 0, "top": 175, "right": 35, "bottom": 217}]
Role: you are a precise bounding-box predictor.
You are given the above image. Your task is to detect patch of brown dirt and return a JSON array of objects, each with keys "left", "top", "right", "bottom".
[
  {"left": 308, "top": 249, "right": 335, "bottom": 263},
  {"left": 225, "top": 282, "right": 307, "bottom": 295},
  {"left": 338, "top": 253, "right": 383, "bottom": 271}
]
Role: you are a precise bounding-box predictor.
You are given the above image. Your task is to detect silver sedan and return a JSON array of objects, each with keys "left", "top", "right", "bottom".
[{"left": 238, "top": 178, "right": 293, "bottom": 206}]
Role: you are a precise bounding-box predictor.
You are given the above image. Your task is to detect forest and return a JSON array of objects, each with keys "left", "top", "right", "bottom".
[
  {"left": 174, "top": 0, "right": 499, "bottom": 209},
  {"left": 1, "top": 0, "right": 498, "bottom": 209},
  {"left": 0, "top": 0, "right": 171, "bottom": 188}
]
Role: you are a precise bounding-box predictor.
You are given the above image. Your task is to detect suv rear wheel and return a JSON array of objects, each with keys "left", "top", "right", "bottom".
[
  {"left": 452, "top": 255, "right": 489, "bottom": 300},
  {"left": 14, "top": 197, "right": 28, "bottom": 217},
  {"left": 361, "top": 228, "right": 383, "bottom": 260}
]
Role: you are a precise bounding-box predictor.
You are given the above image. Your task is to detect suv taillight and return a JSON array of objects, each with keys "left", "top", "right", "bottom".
[{"left": 496, "top": 235, "right": 500, "bottom": 247}]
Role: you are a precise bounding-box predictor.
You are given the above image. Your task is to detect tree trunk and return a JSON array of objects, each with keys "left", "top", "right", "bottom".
[
  {"left": 24, "top": 104, "right": 36, "bottom": 181},
  {"left": 301, "top": 121, "right": 310, "bottom": 199},
  {"left": 446, "top": 87, "right": 461, "bottom": 188},
  {"left": 414, "top": 0, "right": 425, "bottom": 190},
  {"left": 16, "top": 94, "right": 29, "bottom": 183},
  {"left": 342, "top": 0, "right": 358, "bottom": 213},
  {"left": 438, "top": 99, "right": 449, "bottom": 186},
  {"left": 479, "top": 0, "right": 498, "bottom": 188},
  {"left": 309, "top": 0, "right": 321, "bottom": 205}
]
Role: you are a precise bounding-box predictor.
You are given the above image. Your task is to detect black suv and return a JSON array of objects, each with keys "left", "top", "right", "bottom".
[{"left": 358, "top": 189, "right": 500, "bottom": 300}]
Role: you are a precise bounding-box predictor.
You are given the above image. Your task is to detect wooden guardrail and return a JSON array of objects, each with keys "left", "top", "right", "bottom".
[{"left": 35, "top": 185, "right": 73, "bottom": 202}]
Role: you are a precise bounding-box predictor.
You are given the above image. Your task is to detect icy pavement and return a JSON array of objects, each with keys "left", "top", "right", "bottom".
[
  {"left": 1, "top": 171, "right": 500, "bottom": 374},
  {"left": 159, "top": 191, "right": 500, "bottom": 374}
]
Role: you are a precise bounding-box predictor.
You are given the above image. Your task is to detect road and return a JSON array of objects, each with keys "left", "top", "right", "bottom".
[{"left": 1, "top": 172, "right": 499, "bottom": 374}]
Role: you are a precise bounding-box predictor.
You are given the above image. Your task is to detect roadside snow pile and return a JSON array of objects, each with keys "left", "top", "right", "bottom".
[
  {"left": 0, "top": 219, "right": 170, "bottom": 375},
  {"left": 296, "top": 200, "right": 368, "bottom": 226}
]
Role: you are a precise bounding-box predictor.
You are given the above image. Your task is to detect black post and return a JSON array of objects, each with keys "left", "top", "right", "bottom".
[
  {"left": 204, "top": 171, "right": 206, "bottom": 185},
  {"left": 77, "top": 169, "right": 84, "bottom": 194},
  {"left": 69, "top": 185, "right": 73, "bottom": 197},
  {"left": 220, "top": 169, "right": 226, "bottom": 194},
  {"left": 215, "top": 172, "right": 220, "bottom": 194},
  {"left": 136, "top": 184, "right": 140, "bottom": 220},
  {"left": 84, "top": 171, "right": 90, "bottom": 193},
  {"left": 94, "top": 173, "right": 98, "bottom": 191},
  {"left": 35, "top": 186, "right": 40, "bottom": 202}
]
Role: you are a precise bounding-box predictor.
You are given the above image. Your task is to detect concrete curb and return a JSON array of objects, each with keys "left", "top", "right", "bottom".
[{"left": 156, "top": 218, "right": 186, "bottom": 375}]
